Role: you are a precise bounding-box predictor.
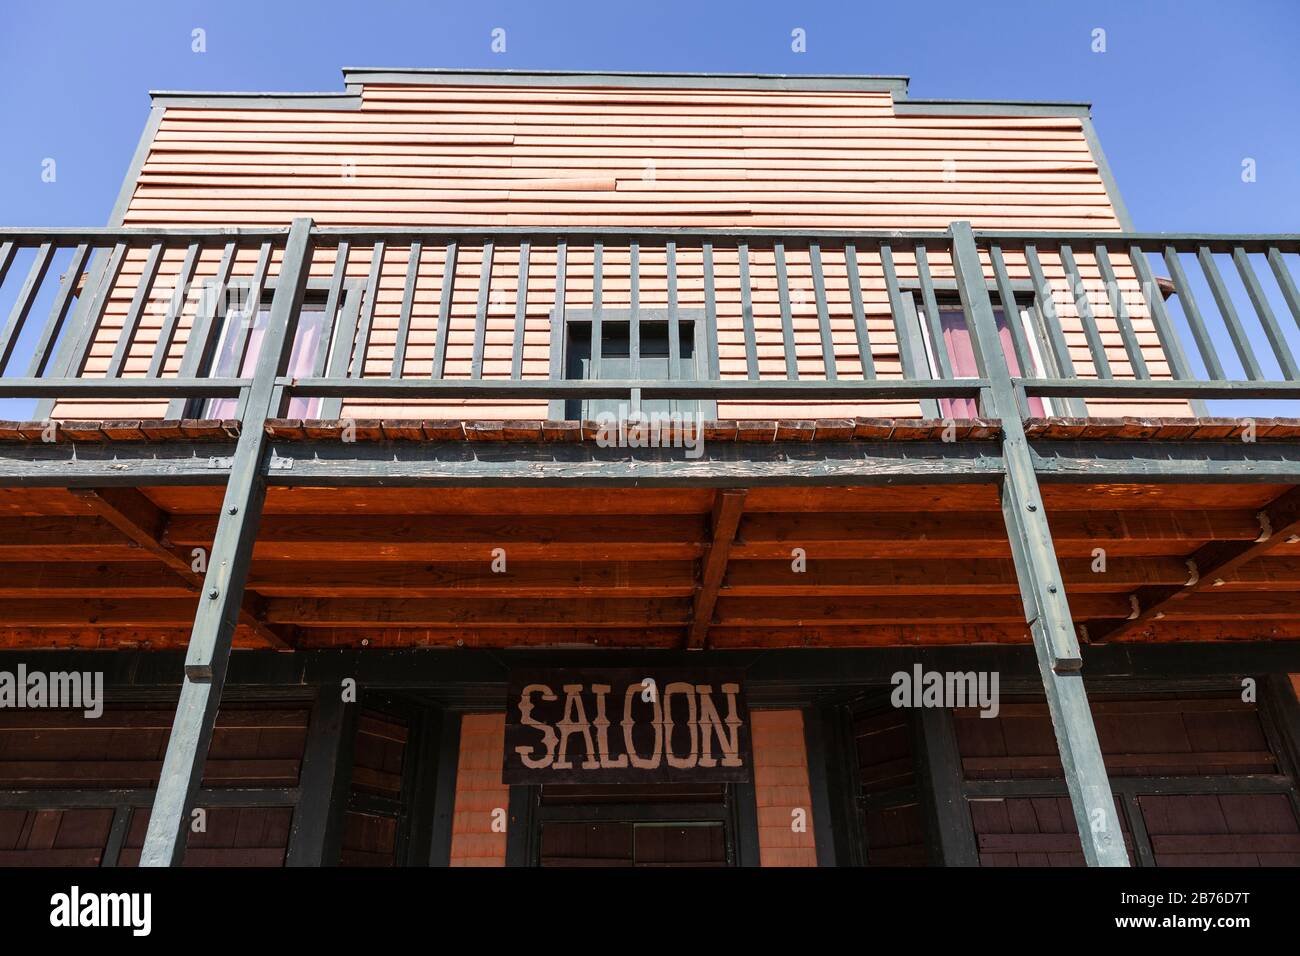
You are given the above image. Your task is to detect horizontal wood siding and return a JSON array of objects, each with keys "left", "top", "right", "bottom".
[
  {"left": 0, "top": 704, "right": 309, "bottom": 788},
  {"left": 956, "top": 694, "right": 1300, "bottom": 867},
  {"left": 751, "top": 709, "right": 817, "bottom": 866},
  {"left": 338, "top": 709, "right": 409, "bottom": 866},
  {"left": 57, "top": 80, "right": 1186, "bottom": 420},
  {"left": 448, "top": 712, "right": 509, "bottom": 866},
  {"left": 0, "top": 702, "right": 308, "bottom": 866}
]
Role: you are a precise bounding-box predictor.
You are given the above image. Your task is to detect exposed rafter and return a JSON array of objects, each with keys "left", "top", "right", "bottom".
[
  {"left": 687, "top": 488, "right": 747, "bottom": 650},
  {"left": 1087, "top": 485, "right": 1300, "bottom": 642},
  {"left": 72, "top": 487, "right": 295, "bottom": 650}
]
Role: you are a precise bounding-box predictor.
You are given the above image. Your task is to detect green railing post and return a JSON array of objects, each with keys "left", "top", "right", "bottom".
[
  {"left": 949, "top": 220, "right": 1128, "bottom": 867},
  {"left": 140, "top": 218, "right": 315, "bottom": 867}
]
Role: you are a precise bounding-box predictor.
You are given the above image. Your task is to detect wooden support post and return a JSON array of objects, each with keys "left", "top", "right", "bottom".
[
  {"left": 286, "top": 685, "right": 357, "bottom": 866},
  {"left": 504, "top": 785, "right": 536, "bottom": 867},
  {"left": 950, "top": 220, "right": 1127, "bottom": 867},
  {"left": 801, "top": 706, "right": 840, "bottom": 867},
  {"left": 427, "top": 710, "right": 463, "bottom": 867},
  {"left": 732, "top": 778, "right": 762, "bottom": 867},
  {"left": 140, "top": 219, "right": 315, "bottom": 867},
  {"left": 912, "top": 708, "right": 979, "bottom": 866}
]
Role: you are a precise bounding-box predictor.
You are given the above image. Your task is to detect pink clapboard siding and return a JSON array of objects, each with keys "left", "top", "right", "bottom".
[
  {"left": 56, "top": 80, "right": 1189, "bottom": 420},
  {"left": 751, "top": 709, "right": 819, "bottom": 866},
  {"left": 448, "top": 713, "right": 509, "bottom": 866}
]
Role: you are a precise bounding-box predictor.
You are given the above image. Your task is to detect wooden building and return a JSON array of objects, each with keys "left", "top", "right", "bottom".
[{"left": 1, "top": 69, "right": 1299, "bottom": 867}]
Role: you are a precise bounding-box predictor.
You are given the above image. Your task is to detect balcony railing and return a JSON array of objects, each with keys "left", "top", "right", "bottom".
[{"left": 0, "top": 222, "right": 1298, "bottom": 426}]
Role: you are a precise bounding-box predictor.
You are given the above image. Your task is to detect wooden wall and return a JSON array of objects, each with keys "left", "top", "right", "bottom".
[
  {"left": 955, "top": 695, "right": 1300, "bottom": 866},
  {"left": 338, "top": 709, "right": 409, "bottom": 866},
  {"left": 0, "top": 702, "right": 308, "bottom": 866},
  {"left": 854, "top": 707, "right": 928, "bottom": 866},
  {"left": 750, "top": 709, "right": 818, "bottom": 866},
  {"left": 54, "top": 79, "right": 1187, "bottom": 421},
  {"left": 448, "top": 712, "right": 509, "bottom": 866}
]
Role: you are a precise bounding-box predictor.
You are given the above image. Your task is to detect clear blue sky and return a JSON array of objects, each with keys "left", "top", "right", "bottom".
[
  {"left": 2, "top": 0, "right": 1297, "bottom": 230},
  {"left": 0, "top": 0, "right": 1297, "bottom": 415}
]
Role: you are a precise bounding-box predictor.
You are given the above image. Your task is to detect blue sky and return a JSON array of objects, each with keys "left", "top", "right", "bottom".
[
  {"left": 0, "top": 0, "right": 1297, "bottom": 414},
  {"left": 2, "top": 0, "right": 1297, "bottom": 230}
]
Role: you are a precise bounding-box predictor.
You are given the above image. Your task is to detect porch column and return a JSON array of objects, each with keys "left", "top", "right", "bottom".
[
  {"left": 949, "top": 220, "right": 1128, "bottom": 866},
  {"left": 140, "top": 218, "right": 315, "bottom": 866}
]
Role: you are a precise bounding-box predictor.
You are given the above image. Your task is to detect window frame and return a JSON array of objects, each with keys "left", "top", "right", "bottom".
[
  {"left": 194, "top": 276, "right": 365, "bottom": 419},
  {"left": 901, "top": 278, "right": 1066, "bottom": 418},
  {"left": 551, "top": 307, "right": 716, "bottom": 421}
]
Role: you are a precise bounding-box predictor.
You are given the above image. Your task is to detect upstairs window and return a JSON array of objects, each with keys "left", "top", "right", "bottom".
[
  {"left": 561, "top": 310, "right": 706, "bottom": 421},
  {"left": 204, "top": 295, "right": 330, "bottom": 419},
  {"left": 914, "top": 294, "right": 1049, "bottom": 419}
]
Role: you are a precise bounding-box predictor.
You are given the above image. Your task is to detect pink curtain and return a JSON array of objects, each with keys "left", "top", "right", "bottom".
[
  {"left": 938, "top": 308, "right": 1045, "bottom": 419},
  {"left": 207, "top": 307, "right": 325, "bottom": 419}
]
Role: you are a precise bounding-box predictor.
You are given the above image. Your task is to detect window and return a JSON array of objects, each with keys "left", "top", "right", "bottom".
[
  {"left": 560, "top": 310, "right": 706, "bottom": 420},
  {"left": 913, "top": 293, "right": 1050, "bottom": 419},
  {"left": 205, "top": 294, "right": 331, "bottom": 419}
]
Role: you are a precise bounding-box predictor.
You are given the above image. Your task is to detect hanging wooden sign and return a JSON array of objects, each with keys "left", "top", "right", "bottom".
[{"left": 503, "top": 669, "right": 752, "bottom": 784}]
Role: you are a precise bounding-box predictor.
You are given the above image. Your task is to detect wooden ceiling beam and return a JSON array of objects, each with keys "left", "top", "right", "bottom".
[
  {"left": 687, "top": 488, "right": 747, "bottom": 650},
  {"left": 1087, "top": 485, "right": 1300, "bottom": 642},
  {"left": 244, "top": 559, "right": 696, "bottom": 597},
  {"left": 71, "top": 488, "right": 295, "bottom": 650},
  {"left": 264, "top": 597, "right": 693, "bottom": 628}
]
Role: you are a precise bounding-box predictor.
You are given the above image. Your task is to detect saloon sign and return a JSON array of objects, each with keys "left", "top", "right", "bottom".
[{"left": 504, "top": 669, "right": 752, "bottom": 784}]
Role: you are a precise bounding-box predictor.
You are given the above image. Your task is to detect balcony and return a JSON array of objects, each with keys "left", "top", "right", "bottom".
[{"left": 0, "top": 220, "right": 1297, "bottom": 439}]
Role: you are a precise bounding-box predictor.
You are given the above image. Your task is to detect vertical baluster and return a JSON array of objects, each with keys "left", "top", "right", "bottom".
[
  {"left": 1266, "top": 248, "right": 1300, "bottom": 333},
  {"left": 988, "top": 244, "right": 1036, "bottom": 378},
  {"left": 66, "top": 242, "right": 128, "bottom": 381},
  {"left": 314, "top": 240, "right": 351, "bottom": 379},
  {"left": 1093, "top": 244, "right": 1148, "bottom": 379},
  {"left": 1159, "top": 247, "right": 1222, "bottom": 379},
  {"left": 773, "top": 242, "right": 798, "bottom": 379},
  {"left": 166, "top": 242, "right": 232, "bottom": 417},
  {"left": 1198, "top": 245, "right": 1262, "bottom": 380},
  {"left": 28, "top": 243, "right": 91, "bottom": 378},
  {"left": 0, "top": 242, "right": 17, "bottom": 289},
  {"left": 702, "top": 242, "right": 720, "bottom": 380},
  {"left": 511, "top": 241, "right": 530, "bottom": 380},
  {"left": 353, "top": 241, "right": 386, "bottom": 380},
  {"left": 1130, "top": 245, "right": 1193, "bottom": 381},
  {"left": 0, "top": 242, "right": 54, "bottom": 372},
  {"left": 666, "top": 241, "right": 680, "bottom": 380},
  {"left": 844, "top": 244, "right": 875, "bottom": 380},
  {"left": 547, "top": 240, "right": 567, "bottom": 420},
  {"left": 391, "top": 241, "right": 421, "bottom": 379},
  {"left": 1024, "top": 244, "right": 1077, "bottom": 378},
  {"left": 809, "top": 242, "right": 836, "bottom": 380},
  {"left": 107, "top": 242, "right": 165, "bottom": 378},
  {"left": 429, "top": 241, "right": 456, "bottom": 379},
  {"left": 147, "top": 243, "right": 200, "bottom": 379},
  {"left": 316, "top": 241, "right": 355, "bottom": 419},
  {"left": 1059, "top": 244, "right": 1111, "bottom": 379},
  {"left": 737, "top": 242, "right": 758, "bottom": 380},
  {"left": 470, "top": 240, "right": 493, "bottom": 380},
  {"left": 914, "top": 243, "right": 953, "bottom": 380},
  {"left": 629, "top": 241, "right": 641, "bottom": 387},
  {"left": 881, "top": 242, "right": 938, "bottom": 417},
  {"left": 1232, "top": 246, "right": 1298, "bottom": 380},
  {"left": 589, "top": 241, "right": 604, "bottom": 382},
  {"left": 225, "top": 242, "right": 272, "bottom": 381},
  {"left": 880, "top": 243, "right": 923, "bottom": 379}
]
